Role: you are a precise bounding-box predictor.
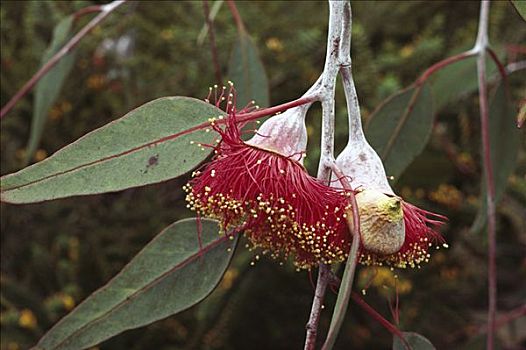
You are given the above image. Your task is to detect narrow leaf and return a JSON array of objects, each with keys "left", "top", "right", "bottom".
[
  {"left": 227, "top": 32, "right": 270, "bottom": 109},
  {"left": 27, "top": 15, "right": 77, "bottom": 162},
  {"left": 197, "top": 0, "right": 224, "bottom": 45},
  {"left": 393, "top": 332, "right": 436, "bottom": 350},
  {"left": 511, "top": 0, "right": 526, "bottom": 21},
  {"left": 1, "top": 97, "right": 224, "bottom": 203},
  {"left": 471, "top": 80, "right": 521, "bottom": 232},
  {"left": 35, "top": 218, "right": 237, "bottom": 350},
  {"left": 365, "top": 83, "right": 434, "bottom": 180}
]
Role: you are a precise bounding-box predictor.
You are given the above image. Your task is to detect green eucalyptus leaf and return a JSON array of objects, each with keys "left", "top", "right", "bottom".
[
  {"left": 35, "top": 218, "right": 237, "bottom": 350},
  {"left": 227, "top": 31, "right": 269, "bottom": 109},
  {"left": 365, "top": 83, "right": 434, "bottom": 181},
  {"left": 393, "top": 331, "right": 436, "bottom": 350},
  {"left": 27, "top": 15, "right": 77, "bottom": 162},
  {"left": 1, "top": 97, "right": 224, "bottom": 203},
  {"left": 471, "top": 79, "right": 521, "bottom": 232},
  {"left": 511, "top": 0, "right": 526, "bottom": 21},
  {"left": 429, "top": 55, "right": 499, "bottom": 110}
]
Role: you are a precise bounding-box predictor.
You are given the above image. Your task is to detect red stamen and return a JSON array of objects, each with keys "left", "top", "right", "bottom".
[{"left": 185, "top": 101, "right": 352, "bottom": 269}]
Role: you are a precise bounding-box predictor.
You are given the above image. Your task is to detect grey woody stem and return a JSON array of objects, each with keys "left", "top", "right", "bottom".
[
  {"left": 340, "top": 66, "right": 366, "bottom": 145},
  {"left": 316, "top": 1, "right": 347, "bottom": 182},
  {"left": 304, "top": 264, "right": 331, "bottom": 350},
  {"left": 304, "top": 2, "right": 353, "bottom": 349},
  {"left": 321, "top": 3, "right": 365, "bottom": 349}
]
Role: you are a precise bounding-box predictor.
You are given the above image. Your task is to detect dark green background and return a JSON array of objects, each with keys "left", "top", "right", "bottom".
[{"left": 1, "top": 1, "right": 525, "bottom": 349}]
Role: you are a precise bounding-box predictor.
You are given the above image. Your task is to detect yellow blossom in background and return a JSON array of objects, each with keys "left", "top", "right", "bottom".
[
  {"left": 18, "top": 309, "right": 37, "bottom": 329},
  {"left": 358, "top": 267, "right": 413, "bottom": 296},
  {"left": 456, "top": 152, "right": 476, "bottom": 172},
  {"left": 266, "top": 37, "right": 284, "bottom": 52},
  {"left": 429, "top": 184, "right": 464, "bottom": 209},
  {"left": 61, "top": 294, "right": 76, "bottom": 311},
  {"left": 400, "top": 44, "right": 414, "bottom": 58},
  {"left": 161, "top": 28, "right": 174, "bottom": 41},
  {"left": 87, "top": 74, "right": 106, "bottom": 90},
  {"left": 34, "top": 149, "right": 47, "bottom": 162},
  {"left": 219, "top": 268, "right": 239, "bottom": 290}
]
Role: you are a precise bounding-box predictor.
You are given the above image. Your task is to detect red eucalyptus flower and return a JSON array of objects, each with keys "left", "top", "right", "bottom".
[
  {"left": 335, "top": 127, "right": 447, "bottom": 269},
  {"left": 185, "top": 86, "right": 352, "bottom": 269}
]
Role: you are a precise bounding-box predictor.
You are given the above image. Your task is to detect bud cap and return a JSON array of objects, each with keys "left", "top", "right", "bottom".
[{"left": 246, "top": 107, "right": 307, "bottom": 163}]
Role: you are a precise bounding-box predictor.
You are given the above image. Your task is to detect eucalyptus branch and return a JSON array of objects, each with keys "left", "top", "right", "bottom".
[
  {"left": 73, "top": 5, "right": 103, "bottom": 21},
  {"left": 316, "top": 1, "right": 347, "bottom": 182},
  {"left": 0, "top": 0, "right": 127, "bottom": 119},
  {"left": 304, "top": 2, "right": 352, "bottom": 349},
  {"left": 505, "top": 60, "right": 526, "bottom": 75},
  {"left": 327, "top": 272, "right": 410, "bottom": 350},
  {"left": 304, "top": 264, "right": 331, "bottom": 350},
  {"left": 226, "top": 0, "right": 245, "bottom": 34},
  {"left": 473, "top": 2, "right": 498, "bottom": 349},
  {"left": 320, "top": 3, "right": 366, "bottom": 349},
  {"left": 203, "top": 0, "right": 223, "bottom": 85}
]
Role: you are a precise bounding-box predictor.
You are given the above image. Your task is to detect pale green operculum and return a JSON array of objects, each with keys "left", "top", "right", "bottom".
[{"left": 354, "top": 189, "right": 405, "bottom": 255}]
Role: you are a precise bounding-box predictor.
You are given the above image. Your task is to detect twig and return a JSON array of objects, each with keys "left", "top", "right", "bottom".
[
  {"left": 448, "top": 304, "right": 526, "bottom": 343},
  {"left": 236, "top": 96, "right": 317, "bottom": 124},
  {"left": 326, "top": 269, "right": 411, "bottom": 348},
  {"left": 318, "top": 3, "right": 365, "bottom": 349},
  {"left": 486, "top": 47, "right": 508, "bottom": 84},
  {"left": 414, "top": 50, "right": 476, "bottom": 87},
  {"left": 316, "top": 1, "right": 345, "bottom": 182},
  {"left": 197, "top": 0, "right": 223, "bottom": 46},
  {"left": 473, "top": 1, "right": 497, "bottom": 349},
  {"left": 226, "top": 0, "right": 245, "bottom": 34},
  {"left": 303, "top": 2, "right": 348, "bottom": 349},
  {"left": 304, "top": 264, "right": 331, "bottom": 350},
  {"left": 477, "top": 304, "right": 526, "bottom": 337},
  {"left": 351, "top": 293, "right": 410, "bottom": 350},
  {"left": 73, "top": 5, "right": 103, "bottom": 21},
  {"left": 505, "top": 60, "right": 526, "bottom": 75},
  {"left": 0, "top": 0, "right": 126, "bottom": 119},
  {"left": 203, "top": 0, "right": 223, "bottom": 85}
]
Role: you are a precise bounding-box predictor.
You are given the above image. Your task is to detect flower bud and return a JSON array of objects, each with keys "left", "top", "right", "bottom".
[
  {"left": 246, "top": 106, "right": 308, "bottom": 163},
  {"left": 352, "top": 189, "right": 405, "bottom": 255},
  {"left": 335, "top": 142, "right": 394, "bottom": 195},
  {"left": 335, "top": 105, "right": 447, "bottom": 268}
]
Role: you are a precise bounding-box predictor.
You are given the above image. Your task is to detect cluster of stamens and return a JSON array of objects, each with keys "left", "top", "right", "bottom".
[
  {"left": 184, "top": 86, "right": 352, "bottom": 268},
  {"left": 184, "top": 83, "right": 446, "bottom": 269},
  {"left": 184, "top": 142, "right": 353, "bottom": 268}
]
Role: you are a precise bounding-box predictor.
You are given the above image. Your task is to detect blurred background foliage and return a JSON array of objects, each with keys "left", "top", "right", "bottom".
[{"left": 1, "top": 1, "right": 525, "bottom": 349}]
